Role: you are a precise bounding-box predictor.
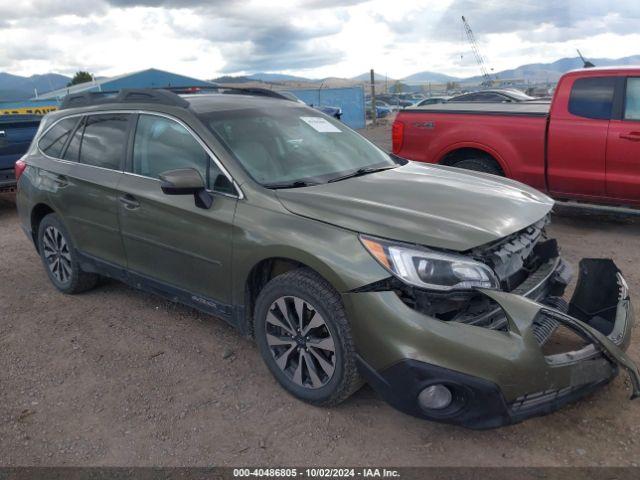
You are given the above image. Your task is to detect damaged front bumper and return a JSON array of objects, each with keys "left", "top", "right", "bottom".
[{"left": 344, "top": 258, "right": 637, "bottom": 429}]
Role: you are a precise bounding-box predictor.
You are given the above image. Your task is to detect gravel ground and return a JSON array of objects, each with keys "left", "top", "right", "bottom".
[{"left": 1, "top": 124, "right": 639, "bottom": 466}]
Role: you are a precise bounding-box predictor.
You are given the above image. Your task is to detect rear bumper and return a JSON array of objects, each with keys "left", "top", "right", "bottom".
[{"left": 345, "top": 258, "right": 637, "bottom": 429}]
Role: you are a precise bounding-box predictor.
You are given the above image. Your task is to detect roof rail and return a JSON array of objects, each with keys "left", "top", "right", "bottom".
[
  {"left": 59, "top": 88, "right": 190, "bottom": 110},
  {"left": 216, "top": 87, "right": 292, "bottom": 101}
]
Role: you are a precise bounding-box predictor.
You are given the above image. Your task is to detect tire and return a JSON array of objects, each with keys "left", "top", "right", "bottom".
[
  {"left": 37, "top": 213, "right": 98, "bottom": 294},
  {"left": 254, "top": 268, "right": 362, "bottom": 406},
  {"left": 451, "top": 156, "right": 503, "bottom": 176}
]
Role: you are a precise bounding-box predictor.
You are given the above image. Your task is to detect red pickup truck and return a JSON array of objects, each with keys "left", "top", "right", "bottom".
[{"left": 392, "top": 67, "right": 640, "bottom": 207}]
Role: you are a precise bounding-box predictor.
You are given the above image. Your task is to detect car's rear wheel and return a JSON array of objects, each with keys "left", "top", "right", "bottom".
[
  {"left": 254, "top": 268, "right": 362, "bottom": 406},
  {"left": 451, "top": 156, "right": 503, "bottom": 176},
  {"left": 37, "top": 213, "right": 98, "bottom": 294}
]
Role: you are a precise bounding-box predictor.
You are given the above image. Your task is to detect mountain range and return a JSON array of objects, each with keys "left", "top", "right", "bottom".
[
  {"left": 0, "top": 72, "right": 70, "bottom": 102},
  {"left": 227, "top": 55, "right": 640, "bottom": 86},
  {"left": 3, "top": 55, "right": 640, "bottom": 102},
  {"left": 461, "top": 55, "right": 640, "bottom": 84}
]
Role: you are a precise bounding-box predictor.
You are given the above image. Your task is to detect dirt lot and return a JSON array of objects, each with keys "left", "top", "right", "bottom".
[{"left": 1, "top": 126, "right": 640, "bottom": 467}]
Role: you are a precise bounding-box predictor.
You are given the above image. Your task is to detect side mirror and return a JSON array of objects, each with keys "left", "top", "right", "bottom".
[{"left": 158, "top": 168, "right": 213, "bottom": 209}]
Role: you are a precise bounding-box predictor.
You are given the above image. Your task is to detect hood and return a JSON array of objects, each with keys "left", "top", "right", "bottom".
[{"left": 276, "top": 162, "right": 554, "bottom": 251}]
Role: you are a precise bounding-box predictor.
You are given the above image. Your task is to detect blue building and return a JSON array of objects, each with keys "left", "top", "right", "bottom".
[
  {"left": 33, "top": 68, "right": 215, "bottom": 101},
  {"left": 286, "top": 86, "right": 366, "bottom": 130}
]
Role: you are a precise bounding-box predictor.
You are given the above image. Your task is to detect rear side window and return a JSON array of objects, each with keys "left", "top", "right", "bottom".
[
  {"left": 62, "top": 118, "right": 84, "bottom": 162},
  {"left": 624, "top": 78, "right": 640, "bottom": 121},
  {"left": 79, "top": 114, "right": 129, "bottom": 170},
  {"left": 450, "top": 94, "right": 475, "bottom": 102},
  {"left": 568, "top": 77, "right": 616, "bottom": 120},
  {"left": 38, "top": 117, "right": 78, "bottom": 158},
  {"left": 477, "top": 93, "right": 509, "bottom": 102}
]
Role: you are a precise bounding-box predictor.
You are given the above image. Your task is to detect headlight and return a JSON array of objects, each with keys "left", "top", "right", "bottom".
[{"left": 360, "top": 235, "right": 499, "bottom": 291}]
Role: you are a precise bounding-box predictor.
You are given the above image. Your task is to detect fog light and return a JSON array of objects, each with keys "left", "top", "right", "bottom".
[{"left": 418, "top": 384, "right": 452, "bottom": 410}]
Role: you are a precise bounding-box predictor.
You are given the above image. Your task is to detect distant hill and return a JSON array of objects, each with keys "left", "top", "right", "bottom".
[
  {"left": 402, "top": 71, "right": 460, "bottom": 83},
  {"left": 351, "top": 72, "right": 396, "bottom": 82},
  {"left": 0, "top": 72, "right": 70, "bottom": 101},
  {"left": 463, "top": 55, "right": 640, "bottom": 84},
  {"left": 248, "top": 72, "right": 314, "bottom": 82},
  {"left": 211, "top": 75, "right": 255, "bottom": 84}
]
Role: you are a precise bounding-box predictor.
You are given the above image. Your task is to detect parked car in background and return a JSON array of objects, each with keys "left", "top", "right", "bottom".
[
  {"left": 15, "top": 88, "right": 638, "bottom": 428},
  {"left": 0, "top": 115, "right": 42, "bottom": 192},
  {"left": 280, "top": 91, "right": 343, "bottom": 120},
  {"left": 448, "top": 89, "right": 538, "bottom": 103},
  {"left": 315, "top": 105, "right": 343, "bottom": 120},
  {"left": 379, "top": 95, "right": 414, "bottom": 109},
  {"left": 414, "top": 96, "right": 451, "bottom": 107},
  {"left": 366, "top": 101, "right": 392, "bottom": 119},
  {"left": 393, "top": 67, "right": 640, "bottom": 207}
]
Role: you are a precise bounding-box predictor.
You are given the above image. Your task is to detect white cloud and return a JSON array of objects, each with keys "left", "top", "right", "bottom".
[{"left": 0, "top": 0, "right": 638, "bottom": 79}]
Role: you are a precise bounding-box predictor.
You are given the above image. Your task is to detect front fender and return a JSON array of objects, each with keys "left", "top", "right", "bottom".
[{"left": 230, "top": 200, "right": 388, "bottom": 306}]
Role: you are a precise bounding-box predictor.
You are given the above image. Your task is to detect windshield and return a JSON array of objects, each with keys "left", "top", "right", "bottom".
[{"left": 198, "top": 105, "right": 397, "bottom": 187}]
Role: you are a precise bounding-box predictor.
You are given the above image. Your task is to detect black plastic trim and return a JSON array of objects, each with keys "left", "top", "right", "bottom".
[
  {"left": 356, "top": 356, "right": 618, "bottom": 429},
  {"left": 75, "top": 251, "right": 239, "bottom": 329},
  {"left": 612, "top": 76, "right": 627, "bottom": 121},
  {"left": 60, "top": 89, "right": 190, "bottom": 110},
  {"left": 356, "top": 356, "right": 510, "bottom": 429}
]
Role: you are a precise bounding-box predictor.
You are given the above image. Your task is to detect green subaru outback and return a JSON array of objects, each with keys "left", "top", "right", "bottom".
[{"left": 15, "top": 88, "right": 638, "bottom": 429}]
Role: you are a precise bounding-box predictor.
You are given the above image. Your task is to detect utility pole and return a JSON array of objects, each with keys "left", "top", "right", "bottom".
[{"left": 370, "top": 69, "right": 377, "bottom": 126}]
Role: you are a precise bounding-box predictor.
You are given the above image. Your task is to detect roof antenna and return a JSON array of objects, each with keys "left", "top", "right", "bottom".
[{"left": 577, "top": 49, "right": 595, "bottom": 68}]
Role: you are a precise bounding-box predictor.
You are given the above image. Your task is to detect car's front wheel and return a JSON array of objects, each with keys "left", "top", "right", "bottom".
[
  {"left": 37, "top": 213, "right": 98, "bottom": 294},
  {"left": 254, "top": 268, "right": 362, "bottom": 406}
]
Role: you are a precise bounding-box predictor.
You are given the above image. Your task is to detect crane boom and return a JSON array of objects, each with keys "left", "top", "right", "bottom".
[{"left": 461, "top": 15, "right": 493, "bottom": 86}]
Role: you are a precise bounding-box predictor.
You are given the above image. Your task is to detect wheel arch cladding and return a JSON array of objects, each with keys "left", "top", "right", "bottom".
[
  {"left": 243, "top": 257, "right": 307, "bottom": 336},
  {"left": 30, "top": 203, "right": 55, "bottom": 249}
]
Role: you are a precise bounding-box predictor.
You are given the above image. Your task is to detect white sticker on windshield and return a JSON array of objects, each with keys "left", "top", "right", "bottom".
[{"left": 300, "top": 116, "right": 342, "bottom": 133}]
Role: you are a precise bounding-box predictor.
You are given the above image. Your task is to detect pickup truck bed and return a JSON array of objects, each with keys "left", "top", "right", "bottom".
[
  {"left": 406, "top": 102, "right": 550, "bottom": 117},
  {"left": 396, "top": 103, "right": 550, "bottom": 192}
]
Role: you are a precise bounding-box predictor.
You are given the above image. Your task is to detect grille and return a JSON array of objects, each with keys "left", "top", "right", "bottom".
[
  {"left": 510, "top": 384, "right": 587, "bottom": 413},
  {"left": 472, "top": 216, "right": 550, "bottom": 290},
  {"left": 532, "top": 315, "right": 559, "bottom": 345}
]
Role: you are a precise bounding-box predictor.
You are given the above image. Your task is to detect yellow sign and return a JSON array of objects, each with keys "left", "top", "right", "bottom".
[{"left": 0, "top": 106, "right": 58, "bottom": 116}]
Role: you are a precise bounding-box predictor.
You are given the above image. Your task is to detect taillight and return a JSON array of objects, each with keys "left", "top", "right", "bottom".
[
  {"left": 392, "top": 120, "right": 404, "bottom": 154},
  {"left": 15, "top": 158, "right": 27, "bottom": 183}
]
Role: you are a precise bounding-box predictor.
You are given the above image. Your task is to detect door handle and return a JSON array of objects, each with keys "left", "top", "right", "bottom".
[
  {"left": 54, "top": 175, "right": 69, "bottom": 188},
  {"left": 619, "top": 132, "right": 640, "bottom": 141},
  {"left": 119, "top": 194, "right": 140, "bottom": 210}
]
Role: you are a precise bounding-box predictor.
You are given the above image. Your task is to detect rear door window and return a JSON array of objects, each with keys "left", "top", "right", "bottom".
[
  {"left": 78, "top": 114, "right": 129, "bottom": 170},
  {"left": 624, "top": 78, "right": 640, "bottom": 121},
  {"left": 38, "top": 117, "right": 79, "bottom": 158},
  {"left": 568, "top": 77, "right": 616, "bottom": 120}
]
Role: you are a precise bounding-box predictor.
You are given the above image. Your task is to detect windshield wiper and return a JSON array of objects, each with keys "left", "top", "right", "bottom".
[
  {"left": 263, "top": 180, "right": 319, "bottom": 189},
  {"left": 327, "top": 165, "right": 396, "bottom": 183}
]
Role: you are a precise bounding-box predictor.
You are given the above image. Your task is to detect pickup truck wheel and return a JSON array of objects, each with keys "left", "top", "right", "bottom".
[
  {"left": 451, "top": 157, "right": 503, "bottom": 176},
  {"left": 37, "top": 213, "right": 98, "bottom": 294},
  {"left": 254, "top": 268, "right": 362, "bottom": 407}
]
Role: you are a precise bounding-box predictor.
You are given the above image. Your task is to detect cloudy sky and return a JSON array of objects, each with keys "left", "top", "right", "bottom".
[{"left": 0, "top": 0, "right": 639, "bottom": 79}]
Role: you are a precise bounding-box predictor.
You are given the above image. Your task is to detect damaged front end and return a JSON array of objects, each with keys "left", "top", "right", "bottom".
[
  {"left": 482, "top": 259, "right": 639, "bottom": 409},
  {"left": 347, "top": 218, "right": 638, "bottom": 429}
]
